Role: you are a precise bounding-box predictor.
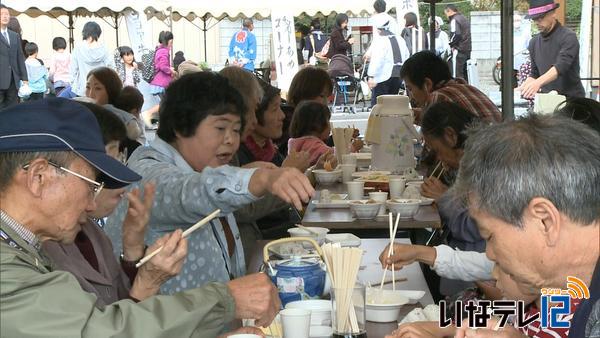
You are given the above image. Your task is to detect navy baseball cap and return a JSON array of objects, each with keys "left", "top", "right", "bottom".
[{"left": 0, "top": 98, "right": 141, "bottom": 189}]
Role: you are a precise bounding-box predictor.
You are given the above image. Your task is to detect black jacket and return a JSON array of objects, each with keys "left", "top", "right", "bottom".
[
  {"left": 328, "top": 27, "right": 352, "bottom": 58},
  {"left": 448, "top": 13, "right": 471, "bottom": 54},
  {"left": 0, "top": 30, "right": 27, "bottom": 90}
]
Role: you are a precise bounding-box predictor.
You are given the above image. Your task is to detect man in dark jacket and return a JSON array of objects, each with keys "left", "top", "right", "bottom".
[
  {"left": 444, "top": 4, "right": 471, "bottom": 81},
  {"left": 518, "top": 0, "right": 585, "bottom": 98},
  {"left": 0, "top": 5, "right": 28, "bottom": 109}
]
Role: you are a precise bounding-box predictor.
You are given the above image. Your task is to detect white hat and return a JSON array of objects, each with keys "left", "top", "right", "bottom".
[{"left": 373, "top": 15, "right": 390, "bottom": 30}]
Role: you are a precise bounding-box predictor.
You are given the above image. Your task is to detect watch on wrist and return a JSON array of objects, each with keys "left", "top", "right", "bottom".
[{"left": 120, "top": 252, "right": 141, "bottom": 268}]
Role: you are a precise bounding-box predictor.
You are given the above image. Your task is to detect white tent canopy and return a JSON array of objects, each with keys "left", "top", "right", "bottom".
[
  {"left": 4, "top": 0, "right": 170, "bottom": 17},
  {"left": 5, "top": 0, "right": 374, "bottom": 21},
  {"left": 146, "top": 0, "right": 374, "bottom": 21}
]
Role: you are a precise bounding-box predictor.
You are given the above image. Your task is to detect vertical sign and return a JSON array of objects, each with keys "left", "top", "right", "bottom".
[
  {"left": 395, "top": 0, "right": 420, "bottom": 29},
  {"left": 271, "top": 11, "right": 299, "bottom": 92}
]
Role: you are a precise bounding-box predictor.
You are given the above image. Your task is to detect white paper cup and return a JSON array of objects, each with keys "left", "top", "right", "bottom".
[
  {"left": 389, "top": 177, "right": 407, "bottom": 199},
  {"left": 339, "top": 164, "right": 356, "bottom": 183},
  {"left": 346, "top": 181, "right": 365, "bottom": 200},
  {"left": 281, "top": 308, "right": 311, "bottom": 338},
  {"left": 368, "top": 191, "right": 388, "bottom": 215},
  {"left": 341, "top": 154, "right": 357, "bottom": 168}
]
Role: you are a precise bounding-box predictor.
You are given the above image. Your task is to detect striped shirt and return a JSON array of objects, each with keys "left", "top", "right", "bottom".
[
  {"left": 0, "top": 210, "right": 40, "bottom": 249},
  {"left": 428, "top": 78, "right": 503, "bottom": 123}
]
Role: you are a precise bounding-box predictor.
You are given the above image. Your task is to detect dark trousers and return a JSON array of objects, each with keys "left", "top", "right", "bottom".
[
  {"left": 0, "top": 78, "right": 18, "bottom": 109},
  {"left": 371, "top": 76, "right": 402, "bottom": 106},
  {"left": 449, "top": 51, "right": 470, "bottom": 81}
]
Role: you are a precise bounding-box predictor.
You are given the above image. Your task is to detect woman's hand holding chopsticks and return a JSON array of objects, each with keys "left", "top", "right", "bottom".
[
  {"left": 421, "top": 177, "right": 448, "bottom": 200},
  {"left": 130, "top": 229, "right": 188, "bottom": 301}
]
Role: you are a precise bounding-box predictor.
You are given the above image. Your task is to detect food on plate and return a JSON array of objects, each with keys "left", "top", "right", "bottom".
[
  {"left": 357, "top": 174, "right": 389, "bottom": 182},
  {"left": 323, "top": 160, "right": 334, "bottom": 172},
  {"left": 320, "top": 189, "right": 332, "bottom": 203}
]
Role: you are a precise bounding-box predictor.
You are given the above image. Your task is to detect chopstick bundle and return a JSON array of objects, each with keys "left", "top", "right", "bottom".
[
  {"left": 322, "top": 243, "right": 363, "bottom": 333},
  {"left": 135, "top": 209, "right": 221, "bottom": 268}
]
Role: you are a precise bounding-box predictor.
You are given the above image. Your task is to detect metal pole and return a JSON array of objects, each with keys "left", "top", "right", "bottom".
[
  {"left": 429, "top": 2, "right": 436, "bottom": 53},
  {"left": 114, "top": 13, "right": 119, "bottom": 47},
  {"left": 501, "top": 0, "right": 514, "bottom": 120},
  {"left": 203, "top": 15, "right": 208, "bottom": 62},
  {"left": 68, "top": 12, "right": 74, "bottom": 52}
]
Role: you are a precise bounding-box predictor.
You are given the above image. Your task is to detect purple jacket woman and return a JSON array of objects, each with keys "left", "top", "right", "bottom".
[{"left": 150, "top": 45, "right": 172, "bottom": 89}]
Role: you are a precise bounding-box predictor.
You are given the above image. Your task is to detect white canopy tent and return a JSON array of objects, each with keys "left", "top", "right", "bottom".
[{"left": 4, "top": 0, "right": 170, "bottom": 50}]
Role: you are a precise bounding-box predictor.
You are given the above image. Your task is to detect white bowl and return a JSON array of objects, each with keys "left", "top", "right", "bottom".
[
  {"left": 286, "top": 300, "right": 332, "bottom": 327},
  {"left": 313, "top": 169, "right": 342, "bottom": 185},
  {"left": 386, "top": 199, "right": 421, "bottom": 219},
  {"left": 287, "top": 227, "right": 330, "bottom": 245},
  {"left": 365, "top": 289, "right": 410, "bottom": 323},
  {"left": 348, "top": 200, "right": 382, "bottom": 220},
  {"left": 398, "top": 290, "right": 426, "bottom": 304}
]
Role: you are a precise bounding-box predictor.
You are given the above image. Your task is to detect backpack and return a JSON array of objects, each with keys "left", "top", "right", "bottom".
[
  {"left": 311, "top": 35, "right": 330, "bottom": 63},
  {"left": 140, "top": 48, "right": 156, "bottom": 83}
]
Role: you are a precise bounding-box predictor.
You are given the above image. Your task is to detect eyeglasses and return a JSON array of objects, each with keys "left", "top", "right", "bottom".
[{"left": 22, "top": 161, "right": 104, "bottom": 200}]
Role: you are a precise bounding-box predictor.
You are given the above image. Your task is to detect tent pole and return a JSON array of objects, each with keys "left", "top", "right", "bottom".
[
  {"left": 501, "top": 0, "right": 514, "bottom": 120},
  {"left": 115, "top": 13, "right": 119, "bottom": 47},
  {"left": 68, "top": 12, "right": 74, "bottom": 52},
  {"left": 429, "top": 2, "right": 435, "bottom": 53},
  {"left": 203, "top": 14, "right": 208, "bottom": 63}
]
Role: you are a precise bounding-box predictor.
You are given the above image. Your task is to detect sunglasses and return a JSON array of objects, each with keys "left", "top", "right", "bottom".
[{"left": 22, "top": 161, "right": 104, "bottom": 200}]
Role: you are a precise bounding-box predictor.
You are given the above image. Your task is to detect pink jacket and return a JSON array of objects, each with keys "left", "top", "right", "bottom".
[
  {"left": 288, "top": 136, "right": 332, "bottom": 166},
  {"left": 150, "top": 46, "right": 172, "bottom": 88}
]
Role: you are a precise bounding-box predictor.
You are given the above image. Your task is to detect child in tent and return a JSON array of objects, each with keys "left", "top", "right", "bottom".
[
  {"left": 114, "top": 46, "right": 142, "bottom": 87},
  {"left": 48, "top": 37, "right": 70, "bottom": 96},
  {"left": 288, "top": 101, "right": 362, "bottom": 166},
  {"left": 23, "top": 42, "right": 48, "bottom": 101}
]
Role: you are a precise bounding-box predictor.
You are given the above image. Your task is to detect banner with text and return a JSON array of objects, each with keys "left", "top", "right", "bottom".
[{"left": 271, "top": 11, "right": 299, "bottom": 92}]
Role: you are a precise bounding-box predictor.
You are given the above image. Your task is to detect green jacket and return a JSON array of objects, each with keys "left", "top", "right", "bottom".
[{"left": 0, "top": 221, "right": 236, "bottom": 338}]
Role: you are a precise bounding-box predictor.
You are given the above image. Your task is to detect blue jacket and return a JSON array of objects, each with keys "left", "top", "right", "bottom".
[
  {"left": 228, "top": 28, "right": 257, "bottom": 71},
  {"left": 25, "top": 59, "right": 48, "bottom": 94}
]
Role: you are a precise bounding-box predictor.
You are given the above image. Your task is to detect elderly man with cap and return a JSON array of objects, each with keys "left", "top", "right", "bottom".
[
  {"left": 0, "top": 98, "right": 280, "bottom": 337},
  {"left": 450, "top": 115, "right": 600, "bottom": 338},
  {"left": 518, "top": 0, "right": 585, "bottom": 99},
  {"left": 367, "top": 14, "right": 410, "bottom": 106}
]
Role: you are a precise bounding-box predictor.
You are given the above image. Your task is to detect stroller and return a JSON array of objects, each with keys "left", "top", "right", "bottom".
[{"left": 328, "top": 54, "right": 364, "bottom": 114}]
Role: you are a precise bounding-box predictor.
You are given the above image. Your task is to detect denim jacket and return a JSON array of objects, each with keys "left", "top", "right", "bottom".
[{"left": 105, "top": 137, "right": 259, "bottom": 294}]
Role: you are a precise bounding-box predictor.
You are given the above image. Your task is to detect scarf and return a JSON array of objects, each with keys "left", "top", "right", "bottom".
[{"left": 244, "top": 135, "right": 277, "bottom": 162}]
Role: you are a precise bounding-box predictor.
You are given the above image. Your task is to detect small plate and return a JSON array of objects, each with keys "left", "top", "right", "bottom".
[{"left": 325, "top": 233, "right": 361, "bottom": 247}]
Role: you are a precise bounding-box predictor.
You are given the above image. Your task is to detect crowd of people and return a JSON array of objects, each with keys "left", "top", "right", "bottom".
[{"left": 0, "top": 0, "right": 598, "bottom": 337}]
